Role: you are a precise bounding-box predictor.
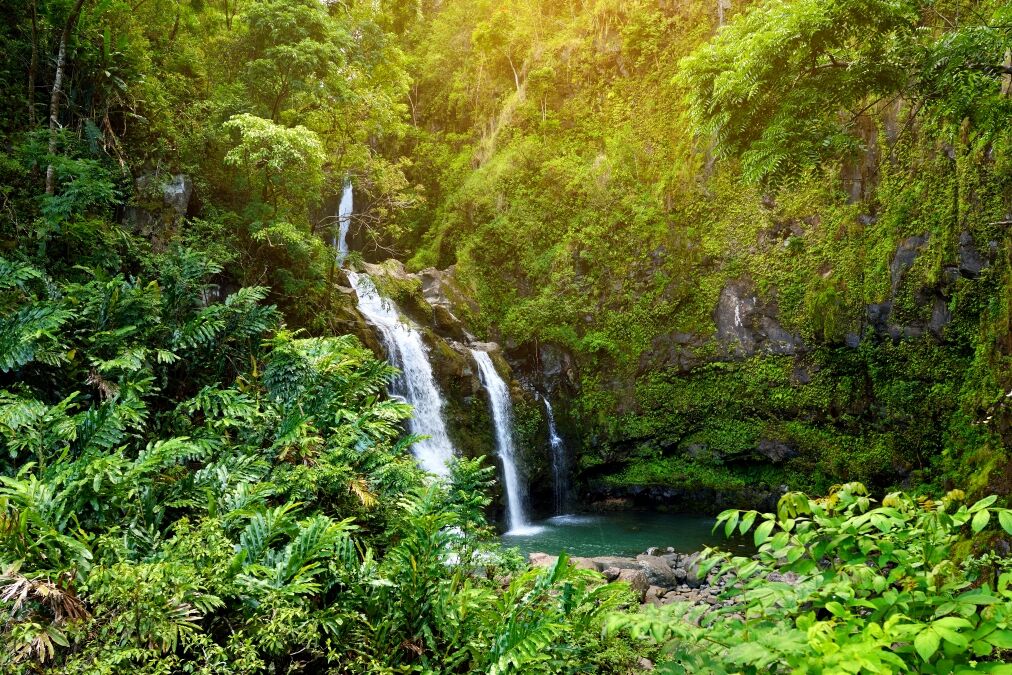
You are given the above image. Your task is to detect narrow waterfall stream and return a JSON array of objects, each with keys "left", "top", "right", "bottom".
[
  {"left": 543, "top": 398, "right": 570, "bottom": 515},
  {"left": 335, "top": 181, "right": 354, "bottom": 267},
  {"left": 348, "top": 271, "right": 455, "bottom": 476},
  {"left": 471, "top": 350, "right": 535, "bottom": 534}
]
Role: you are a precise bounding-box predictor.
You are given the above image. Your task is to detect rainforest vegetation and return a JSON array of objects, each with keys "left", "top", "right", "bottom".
[{"left": 2, "top": 0, "right": 1012, "bottom": 671}]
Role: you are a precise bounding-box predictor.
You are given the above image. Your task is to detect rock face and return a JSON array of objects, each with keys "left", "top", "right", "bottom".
[
  {"left": 863, "top": 234, "right": 954, "bottom": 341},
  {"left": 638, "top": 330, "right": 708, "bottom": 374},
  {"left": 124, "top": 173, "right": 194, "bottom": 238},
  {"left": 714, "top": 279, "right": 804, "bottom": 357}
]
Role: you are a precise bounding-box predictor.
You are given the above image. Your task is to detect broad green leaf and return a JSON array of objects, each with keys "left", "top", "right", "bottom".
[
  {"left": 754, "top": 519, "right": 775, "bottom": 545},
  {"left": 740, "top": 510, "right": 757, "bottom": 534},
  {"left": 968, "top": 495, "right": 998, "bottom": 513},
  {"left": 998, "top": 510, "right": 1012, "bottom": 535},
  {"left": 972, "top": 509, "right": 990, "bottom": 533},
  {"left": 915, "top": 628, "right": 940, "bottom": 661},
  {"left": 986, "top": 629, "right": 1012, "bottom": 649},
  {"left": 724, "top": 511, "right": 740, "bottom": 538}
]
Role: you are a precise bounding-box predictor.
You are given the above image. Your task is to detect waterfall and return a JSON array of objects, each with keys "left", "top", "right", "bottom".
[
  {"left": 543, "top": 397, "right": 570, "bottom": 514},
  {"left": 335, "top": 181, "right": 354, "bottom": 267},
  {"left": 471, "top": 349, "right": 534, "bottom": 534},
  {"left": 347, "top": 271, "right": 454, "bottom": 476}
]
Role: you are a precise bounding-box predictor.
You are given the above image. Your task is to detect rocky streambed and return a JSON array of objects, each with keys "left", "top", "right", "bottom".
[{"left": 529, "top": 548, "right": 796, "bottom": 609}]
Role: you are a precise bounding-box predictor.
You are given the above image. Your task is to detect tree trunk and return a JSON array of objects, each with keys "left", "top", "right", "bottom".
[{"left": 45, "top": 0, "right": 88, "bottom": 196}]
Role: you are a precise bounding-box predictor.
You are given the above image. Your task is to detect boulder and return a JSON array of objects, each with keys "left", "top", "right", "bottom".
[
  {"left": 529, "top": 552, "right": 557, "bottom": 568},
  {"left": 570, "top": 557, "right": 600, "bottom": 572},
  {"left": 600, "top": 566, "right": 621, "bottom": 582},
  {"left": 644, "top": 586, "right": 668, "bottom": 606},
  {"left": 635, "top": 554, "right": 682, "bottom": 588},
  {"left": 683, "top": 552, "right": 704, "bottom": 589},
  {"left": 591, "top": 556, "right": 642, "bottom": 571},
  {"left": 616, "top": 569, "right": 650, "bottom": 600}
]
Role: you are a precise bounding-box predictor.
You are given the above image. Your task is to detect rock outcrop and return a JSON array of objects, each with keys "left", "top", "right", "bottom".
[
  {"left": 528, "top": 548, "right": 795, "bottom": 610},
  {"left": 124, "top": 173, "right": 194, "bottom": 240},
  {"left": 714, "top": 279, "right": 805, "bottom": 357}
]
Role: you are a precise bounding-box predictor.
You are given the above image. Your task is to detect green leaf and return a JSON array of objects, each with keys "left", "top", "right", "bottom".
[
  {"left": 724, "top": 511, "right": 740, "bottom": 538},
  {"left": 754, "top": 519, "right": 775, "bottom": 546},
  {"left": 968, "top": 495, "right": 998, "bottom": 513},
  {"left": 915, "top": 628, "right": 940, "bottom": 661},
  {"left": 740, "top": 510, "right": 757, "bottom": 534},
  {"left": 972, "top": 509, "right": 990, "bottom": 533},
  {"left": 998, "top": 510, "right": 1012, "bottom": 535},
  {"left": 986, "top": 629, "right": 1012, "bottom": 649}
]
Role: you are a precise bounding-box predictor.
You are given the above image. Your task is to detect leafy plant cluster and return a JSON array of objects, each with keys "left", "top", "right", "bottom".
[
  {"left": 0, "top": 248, "right": 638, "bottom": 673},
  {"left": 385, "top": 0, "right": 1012, "bottom": 499},
  {"left": 611, "top": 483, "right": 1012, "bottom": 673}
]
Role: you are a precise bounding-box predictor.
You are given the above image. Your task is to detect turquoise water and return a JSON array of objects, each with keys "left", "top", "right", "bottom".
[{"left": 501, "top": 512, "right": 752, "bottom": 558}]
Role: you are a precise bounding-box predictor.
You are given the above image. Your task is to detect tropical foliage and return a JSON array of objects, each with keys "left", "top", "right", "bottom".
[
  {"left": 2, "top": 0, "right": 1012, "bottom": 671},
  {"left": 0, "top": 250, "right": 637, "bottom": 672},
  {"left": 612, "top": 483, "right": 1012, "bottom": 673}
]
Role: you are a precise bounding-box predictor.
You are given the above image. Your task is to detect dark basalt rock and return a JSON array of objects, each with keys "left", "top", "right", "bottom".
[
  {"left": 714, "top": 279, "right": 804, "bottom": 357},
  {"left": 756, "top": 439, "right": 798, "bottom": 463},
  {"left": 958, "top": 230, "right": 990, "bottom": 279},
  {"left": 638, "top": 330, "right": 708, "bottom": 374}
]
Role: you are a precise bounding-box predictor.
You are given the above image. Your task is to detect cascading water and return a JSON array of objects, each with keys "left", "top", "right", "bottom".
[
  {"left": 335, "top": 181, "right": 354, "bottom": 267},
  {"left": 348, "top": 271, "right": 455, "bottom": 476},
  {"left": 471, "top": 349, "right": 535, "bottom": 534},
  {"left": 543, "top": 397, "right": 570, "bottom": 515}
]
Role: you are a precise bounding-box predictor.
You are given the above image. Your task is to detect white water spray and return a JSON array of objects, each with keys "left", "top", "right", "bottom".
[
  {"left": 471, "top": 349, "right": 535, "bottom": 534},
  {"left": 348, "top": 271, "right": 454, "bottom": 476},
  {"left": 335, "top": 181, "right": 353, "bottom": 267},
  {"left": 543, "top": 397, "right": 570, "bottom": 515}
]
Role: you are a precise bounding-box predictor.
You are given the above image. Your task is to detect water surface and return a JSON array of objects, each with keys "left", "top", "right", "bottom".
[{"left": 501, "top": 512, "right": 752, "bottom": 558}]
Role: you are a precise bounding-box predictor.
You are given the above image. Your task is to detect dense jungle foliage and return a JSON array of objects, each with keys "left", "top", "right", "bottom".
[
  {"left": 1, "top": 0, "right": 1012, "bottom": 671},
  {"left": 381, "top": 0, "right": 1012, "bottom": 502}
]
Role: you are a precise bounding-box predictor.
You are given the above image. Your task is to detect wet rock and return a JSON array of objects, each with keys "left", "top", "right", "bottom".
[
  {"left": 683, "top": 552, "right": 704, "bottom": 589},
  {"left": 890, "top": 235, "right": 928, "bottom": 291},
  {"left": 955, "top": 229, "right": 987, "bottom": 277},
  {"left": 162, "top": 174, "right": 193, "bottom": 218},
  {"left": 638, "top": 330, "right": 708, "bottom": 374}
]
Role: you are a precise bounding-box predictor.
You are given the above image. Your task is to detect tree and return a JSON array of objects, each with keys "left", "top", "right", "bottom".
[
  {"left": 45, "top": 0, "right": 90, "bottom": 195},
  {"left": 223, "top": 113, "right": 324, "bottom": 215},
  {"left": 680, "top": 0, "right": 1012, "bottom": 183}
]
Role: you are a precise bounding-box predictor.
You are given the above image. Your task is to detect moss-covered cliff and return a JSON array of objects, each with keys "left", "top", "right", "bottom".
[{"left": 367, "top": 0, "right": 1012, "bottom": 506}]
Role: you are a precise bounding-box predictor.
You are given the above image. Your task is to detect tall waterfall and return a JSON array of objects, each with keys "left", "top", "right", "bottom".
[
  {"left": 348, "top": 271, "right": 454, "bottom": 476},
  {"left": 335, "top": 181, "right": 354, "bottom": 267},
  {"left": 543, "top": 397, "right": 570, "bottom": 514},
  {"left": 471, "top": 349, "right": 534, "bottom": 533}
]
